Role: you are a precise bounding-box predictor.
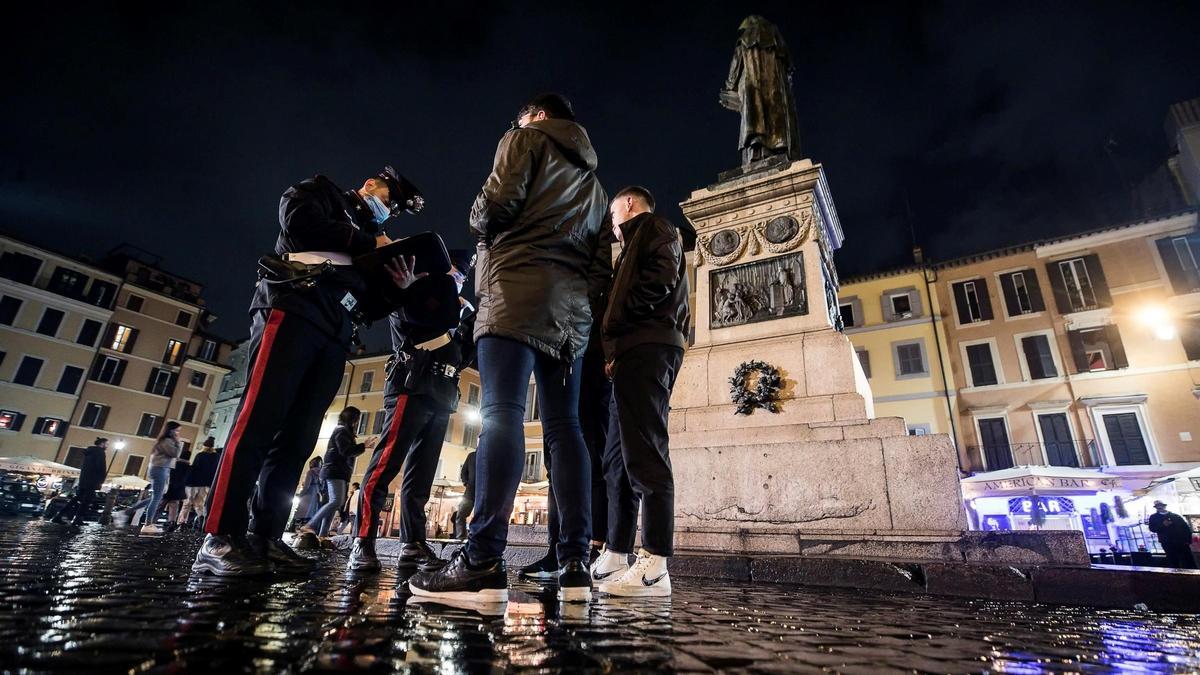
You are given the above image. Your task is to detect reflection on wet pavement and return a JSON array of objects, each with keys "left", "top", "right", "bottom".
[{"left": 3, "top": 518, "right": 1200, "bottom": 673}]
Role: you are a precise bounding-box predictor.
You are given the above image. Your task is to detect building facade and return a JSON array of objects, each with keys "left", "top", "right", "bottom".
[
  {"left": 838, "top": 264, "right": 958, "bottom": 443},
  {"left": 0, "top": 238, "right": 120, "bottom": 461},
  {"left": 0, "top": 235, "right": 235, "bottom": 482}
]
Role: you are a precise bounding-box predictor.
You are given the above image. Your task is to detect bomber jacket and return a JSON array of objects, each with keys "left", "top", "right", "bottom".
[
  {"left": 322, "top": 424, "right": 367, "bottom": 482},
  {"left": 602, "top": 212, "right": 691, "bottom": 362},
  {"left": 469, "top": 118, "right": 610, "bottom": 362}
]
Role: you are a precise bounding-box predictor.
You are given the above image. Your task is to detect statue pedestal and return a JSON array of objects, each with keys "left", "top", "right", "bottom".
[{"left": 672, "top": 160, "right": 1087, "bottom": 565}]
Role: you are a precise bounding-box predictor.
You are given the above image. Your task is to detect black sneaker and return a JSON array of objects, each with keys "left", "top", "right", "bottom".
[
  {"left": 557, "top": 559, "right": 592, "bottom": 603},
  {"left": 348, "top": 538, "right": 382, "bottom": 573},
  {"left": 248, "top": 533, "right": 315, "bottom": 574},
  {"left": 398, "top": 541, "right": 447, "bottom": 571},
  {"left": 518, "top": 553, "right": 560, "bottom": 581},
  {"left": 191, "top": 534, "right": 270, "bottom": 577},
  {"left": 408, "top": 549, "right": 507, "bottom": 603}
]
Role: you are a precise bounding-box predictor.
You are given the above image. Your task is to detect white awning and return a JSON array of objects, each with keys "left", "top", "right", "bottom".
[
  {"left": 0, "top": 455, "right": 81, "bottom": 477},
  {"left": 961, "top": 465, "right": 1123, "bottom": 497},
  {"left": 106, "top": 475, "right": 150, "bottom": 489}
]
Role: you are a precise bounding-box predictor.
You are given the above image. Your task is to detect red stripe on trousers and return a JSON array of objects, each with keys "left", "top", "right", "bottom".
[
  {"left": 358, "top": 394, "right": 409, "bottom": 538},
  {"left": 205, "top": 309, "right": 285, "bottom": 535}
]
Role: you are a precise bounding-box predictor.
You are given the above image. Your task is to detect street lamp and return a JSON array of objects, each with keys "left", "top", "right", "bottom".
[
  {"left": 464, "top": 408, "right": 481, "bottom": 424},
  {"left": 114, "top": 440, "right": 126, "bottom": 451},
  {"left": 1137, "top": 306, "right": 1176, "bottom": 341}
]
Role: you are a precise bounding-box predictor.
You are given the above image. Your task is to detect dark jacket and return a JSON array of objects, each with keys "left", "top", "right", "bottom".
[
  {"left": 1148, "top": 510, "right": 1194, "bottom": 545},
  {"left": 79, "top": 444, "right": 107, "bottom": 490},
  {"left": 322, "top": 425, "right": 367, "bottom": 481},
  {"left": 186, "top": 450, "right": 219, "bottom": 487},
  {"left": 469, "top": 118, "right": 610, "bottom": 362},
  {"left": 602, "top": 212, "right": 691, "bottom": 362},
  {"left": 460, "top": 450, "right": 477, "bottom": 500},
  {"left": 165, "top": 458, "right": 190, "bottom": 500},
  {"left": 386, "top": 274, "right": 478, "bottom": 412},
  {"left": 251, "top": 175, "right": 380, "bottom": 348}
]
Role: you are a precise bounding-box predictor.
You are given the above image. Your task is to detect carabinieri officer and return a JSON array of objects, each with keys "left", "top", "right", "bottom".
[
  {"left": 348, "top": 250, "right": 477, "bottom": 573},
  {"left": 194, "top": 166, "right": 425, "bottom": 577}
]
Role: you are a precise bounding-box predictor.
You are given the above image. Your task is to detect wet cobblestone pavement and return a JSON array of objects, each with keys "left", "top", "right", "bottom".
[{"left": 3, "top": 519, "right": 1200, "bottom": 673}]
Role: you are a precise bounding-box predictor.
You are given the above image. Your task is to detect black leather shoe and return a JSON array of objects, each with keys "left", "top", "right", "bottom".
[
  {"left": 248, "top": 533, "right": 315, "bottom": 574},
  {"left": 518, "top": 553, "right": 560, "bottom": 581},
  {"left": 557, "top": 559, "right": 592, "bottom": 603},
  {"left": 348, "top": 538, "right": 382, "bottom": 573},
  {"left": 398, "top": 541, "right": 447, "bottom": 570},
  {"left": 408, "top": 550, "right": 507, "bottom": 603},
  {"left": 191, "top": 534, "right": 270, "bottom": 577}
]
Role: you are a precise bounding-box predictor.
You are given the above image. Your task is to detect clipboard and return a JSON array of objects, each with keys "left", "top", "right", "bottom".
[{"left": 353, "top": 232, "right": 452, "bottom": 308}]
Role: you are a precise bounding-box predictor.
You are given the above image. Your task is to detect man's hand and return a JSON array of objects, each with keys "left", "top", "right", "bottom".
[
  {"left": 385, "top": 255, "right": 427, "bottom": 290},
  {"left": 365, "top": 436, "right": 380, "bottom": 450},
  {"left": 375, "top": 233, "right": 392, "bottom": 248},
  {"left": 604, "top": 361, "right": 615, "bottom": 379}
]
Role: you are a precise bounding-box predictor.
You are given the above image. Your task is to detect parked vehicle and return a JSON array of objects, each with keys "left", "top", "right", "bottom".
[{"left": 0, "top": 480, "right": 46, "bottom": 517}]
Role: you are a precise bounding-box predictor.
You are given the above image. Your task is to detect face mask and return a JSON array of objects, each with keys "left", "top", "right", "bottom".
[{"left": 365, "top": 194, "right": 390, "bottom": 224}]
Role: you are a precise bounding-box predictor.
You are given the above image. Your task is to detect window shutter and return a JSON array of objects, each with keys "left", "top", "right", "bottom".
[
  {"left": 1024, "top": 269, "right": 1046, "bottom": 312},
  {"left": 125, "top": 328, "right": 140, "bottom": 354},
  {"left": 145, "top": 370, "right": 157, "bottom": 393},
  {"left": 166, "top": 372, "right": 179, "bottom": 397},
  {"left": 1045, "top": 263, "right": 1071, "bottom": 314},
  {"left": 879, "top": 295, "right": 895, "bottom": 322},
  {"left": 976, "top": 278, "right": 993, "bottom": 320},
  {"left": 114, "top": 359, "right": 127, "bottom": 386},
  {"left": 1182, "top": 317, "right": 1200, "bottom": 361},
  {"left": 56, "top": 421, "right": 69, "bottom": 438},
  {"left": 90, "top": 354, "right": 105, "bottom": 380},
  {"left": 999, "top": 274, "right": 1020, "bottom": 317},
  {"left": 952, "top": 283, "right": 971, "bottom": 324},
  {"left": 1083, "top": 254, "right": 1111, "bottom": 308},
  {"left": 98, "top": 406, "right": 110, "bottom": 429},
  {"left": 102, "top": 323, "right": 117, "bottom": 350},
  {"left": 1067, "top": 330, "right": 1088, "bottom": 373},
  {"left": 1156, "top": 237, "right": 1192, "bottom": 294},
  {"left": 12, "top": 413, "right": 26, "bottom": 431},
  {"left": 150, "top": 416, "right": 165, "bottom": 438},
  {"left": 1106, "top": 325, "right": 1128, "bottom": 369},
  {"left": 908, "top": 290, "right": 923, "bottom": 318}
]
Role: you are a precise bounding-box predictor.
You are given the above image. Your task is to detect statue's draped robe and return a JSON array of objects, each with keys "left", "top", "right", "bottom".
[{"left": 720, "top": 17, "right": 801, "bottom": 163}]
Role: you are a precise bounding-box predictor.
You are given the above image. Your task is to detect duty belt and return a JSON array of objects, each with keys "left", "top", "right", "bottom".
[{"left": 283, "top": 251, "right": 354, "bottom": 266}]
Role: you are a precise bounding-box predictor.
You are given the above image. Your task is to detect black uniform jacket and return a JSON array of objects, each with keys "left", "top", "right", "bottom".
[{"left": 251, "top": 175, "right": 380, "bottom": 348}]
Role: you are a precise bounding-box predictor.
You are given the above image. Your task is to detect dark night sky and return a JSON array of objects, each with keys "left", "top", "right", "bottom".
[{"left": 4, "top": 1, "right": 1198, "bottom": 346}]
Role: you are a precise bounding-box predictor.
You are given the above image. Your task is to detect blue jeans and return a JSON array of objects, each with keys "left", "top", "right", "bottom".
[
  {"left": 129, "top": 465, "right": 171, "bottom": 525},
  {"left": 466, "top": 336, "right": 590, "bottom": 564},
  {"left": 308, "top": 479, "right": 346, "bottom": 536}
]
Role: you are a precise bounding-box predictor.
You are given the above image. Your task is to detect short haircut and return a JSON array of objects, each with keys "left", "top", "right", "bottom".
[
  {"left": 518, "top": 93, "right": 575, "bottom": 121},
  {"left": 613, "top": 186, "right": 656, "bottom": 212}
]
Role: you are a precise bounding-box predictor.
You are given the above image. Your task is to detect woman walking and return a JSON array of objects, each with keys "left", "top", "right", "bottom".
[
  {"left": 115, "top": 422, "right": 182, "bottom": 535},
  {"left": 293, "top": 457, "right": 323, "bottom": 531},
  {"left": 297, "top": 408, "right": 374, "bottom": 548},
  {"left": 162, "top": 449, "right": 192, "bottom": 531}
]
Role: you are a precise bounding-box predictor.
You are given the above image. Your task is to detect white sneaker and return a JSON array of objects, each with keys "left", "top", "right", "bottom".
[
  {"left": 589, "top": 548, "right": 630, "bottom": 583},
  {"left": 139, "top": 523, "right": 164, "bottom": 536},
  {"left": 598, "top": 549, "right": 671, "bottom": 597}
]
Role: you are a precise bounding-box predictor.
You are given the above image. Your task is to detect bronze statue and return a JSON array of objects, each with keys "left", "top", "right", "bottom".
[{"left": 720, "top": 15, "right": 801, "bottom": 167}]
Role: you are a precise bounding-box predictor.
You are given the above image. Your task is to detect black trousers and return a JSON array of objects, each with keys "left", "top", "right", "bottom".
[
  {"left": 205, "top": 309, "right": 346, "bottom": 539},
  {"left": 542, "top": 346, "right": 611, "bottom": 556},
  {"left": 1164, "top": 542, "right": 1197, "bottom": 569},
  {"left": 58, "top": 487, "right": 98, "bottom": 524},
  {"left": 602, "top": 343, "right": 683, "bottom": 556},
  {"left": 453, "top": 497, "right": 473, "bottom": 538},
  {"left": 356, "top": 391, "right": 449, "bottom": 542}
]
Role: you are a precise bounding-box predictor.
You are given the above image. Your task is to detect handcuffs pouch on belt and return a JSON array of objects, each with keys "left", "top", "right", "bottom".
[
  {"left": 257, "top": 253, "right": 374, "bottom": 330},
  {"left": 388, "top": 332, "right": 462, "bottom": 409}
]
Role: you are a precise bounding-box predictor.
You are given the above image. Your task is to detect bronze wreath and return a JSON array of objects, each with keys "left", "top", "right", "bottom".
[{"left": 729, "top": 360, "right": 782, "bottom": 415}]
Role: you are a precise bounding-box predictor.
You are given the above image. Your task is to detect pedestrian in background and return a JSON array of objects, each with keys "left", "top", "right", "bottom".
[
  {"left": 115, "top": 422, "right": 182, "bottom": 535},
  {"left": 51, "top": 437, "right": 108, "bottom": 530},
  {"left": 179, "top": 439, "right": 219, "bottom": 529},
  {"left": 162, "top": 449, "right": 192, "bottom": 532},
  {"left": 591, "top": 186, "right": 690, "bottom": 598},
  {"left": 293, "top": 457, "right": 322, "bottom": 531},
  {"left": 298, "top": 407, "right": 374, "bottom": 548},
  {"left": 453, "top": 450, "right": 476, "bottom": 540},
  {"left": 1148, "top": 500, "right": 1197, "bottom": 569}
]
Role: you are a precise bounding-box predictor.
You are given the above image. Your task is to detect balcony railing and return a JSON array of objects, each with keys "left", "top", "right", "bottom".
[{"left": 968, "top": 440, "right": 1099, "bottom": 472}]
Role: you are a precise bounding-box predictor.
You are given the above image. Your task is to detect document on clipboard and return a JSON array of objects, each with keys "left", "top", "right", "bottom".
[{"left": 353, "top": 232, "right": 452, "bottom": 308}]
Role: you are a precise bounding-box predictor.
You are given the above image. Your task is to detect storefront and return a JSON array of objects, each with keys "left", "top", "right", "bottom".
[
  {"left": 961, "top": 466, "right": 1133, "bottom": 554},
  {"left": 0, "top": 455, "right": 80, "bottom": 495}
]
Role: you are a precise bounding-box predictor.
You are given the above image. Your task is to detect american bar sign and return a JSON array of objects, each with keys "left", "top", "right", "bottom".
[{"left": 976, "top": 476, "right": 1121, "bottom": 492}]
